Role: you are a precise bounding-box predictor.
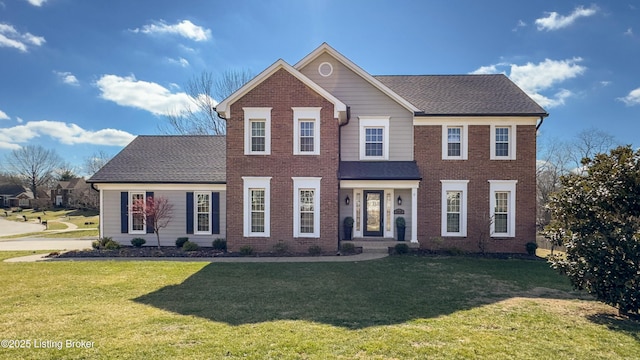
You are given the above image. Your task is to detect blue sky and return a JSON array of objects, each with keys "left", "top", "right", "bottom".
[{"left": 1, "top": 0, "right": 639, "bottom": 174}]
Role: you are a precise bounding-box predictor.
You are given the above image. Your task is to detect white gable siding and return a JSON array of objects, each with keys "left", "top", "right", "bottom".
[{"left": 298, "top": 53, "right": 414, "bottom": 161}]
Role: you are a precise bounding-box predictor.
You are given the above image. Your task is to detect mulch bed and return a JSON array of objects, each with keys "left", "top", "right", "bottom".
[{"left": 48, "top": 246, "right": 361, "bottom": 259}]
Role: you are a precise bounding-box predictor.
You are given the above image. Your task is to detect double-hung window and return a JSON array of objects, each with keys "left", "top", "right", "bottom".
[
  {"left": 359, "top": 117, "right": 390, "bottom": 160},
  {"left": 490, "top": 125, "right": 516, "bottom": 160},
  {"left": 292, "top": 107, "right": 321, "bottom": 155},
  {"left": 489, "top": 180, "right": 517, "bottom": 237},
  {"left": 130, "top": 192, "right": 146, "bottom": 234},
  {"left": 243, "top": 177, "right": 271, "bottom": 237},
  {"left": 195, "top": 192, "right": 211, "bottom": 234},
  {"left": 442, "top": 125, "right": 468, "bottom": 160},
  {"left": 440, "top": 180, "right": 468, "bottom": 237},
  {"left": 244, "top": 108, "right": 272, "bottom": 155},
  {"left": 293, "top": 177, "right": 321, "bottom": 238}
]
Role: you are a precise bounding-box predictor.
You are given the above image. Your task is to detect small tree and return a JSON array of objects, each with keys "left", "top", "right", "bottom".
[
  {"left": 546, "top": 145, "right": 640, "bottom": 317},
  {"left": 132, "top": 196, "right": 173, "bottom": 248}
]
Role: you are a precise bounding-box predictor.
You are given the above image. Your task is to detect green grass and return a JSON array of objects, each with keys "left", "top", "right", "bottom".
[{"left": 0, "top": 253, "right": 637, "bottom": 359}]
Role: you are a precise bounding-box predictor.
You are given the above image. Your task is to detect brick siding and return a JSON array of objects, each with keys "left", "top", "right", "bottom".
[
  {"left": 226, "top": 69, "right": 340, "bottom": 253},
  {"left": 414, "top": 124, "right": 537, "bottom": 253}
]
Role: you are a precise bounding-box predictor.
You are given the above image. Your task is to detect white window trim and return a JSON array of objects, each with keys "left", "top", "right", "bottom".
[
  {"left": 292, "top": 177, "right": 321, "bottom": 238},
  {"left": 243, "top": 177, "right": 271, "bottom": 237},
  {"left": 292, "top": 107, "right": 321, "bottom": 155},
  {"left": 244, "top": 107, "right": 272, "bottom": 155},
  {"left": 442, "top": 125, "right": 468, "bottom": 160},
  {"left": 440, "top": 180, "right": 469, "bottom": 237},
  {"left": 359, "top": 116, "right": 390, "bottom": 160},
  {"left": 490, "top": 125, "right": 517, "bottom": 160},
  {"left": 489, "top": 180, "right": 517, "bottom": 237},
  {"left": 129, "top": 191, "right": 146, "bottom": 235},
  {"left": 194, "top": 191, "right": 212, "bottom": 235}
]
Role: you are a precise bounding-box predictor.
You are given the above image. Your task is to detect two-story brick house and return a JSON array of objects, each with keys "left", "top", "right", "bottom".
[{"left": 89, "top": 43, "right": 547, "bottom": 253}]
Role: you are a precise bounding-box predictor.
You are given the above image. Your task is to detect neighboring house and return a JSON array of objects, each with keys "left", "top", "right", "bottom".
[
  {"left": 51, "top": 178, "right": 98, "bottom": 209},
  {"left": 89, "top": 43, "right": 547, "bottom": 253},
  {"left": 0, "top": 183, "right": 45, "bottom": 209}
]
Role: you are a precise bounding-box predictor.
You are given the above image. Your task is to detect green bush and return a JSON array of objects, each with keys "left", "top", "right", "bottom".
[
  {"left": 308, "top": 245, "right": 322, "bottom": 256},
  {"left": 272, "top": 241, "right": 289, "bottom": 255},
  {"left": 131, "top": 238, "right": 146, "bottom": 248},
  {"left": 212, "top": 238, "right": 227, "bottom": 251},
  {"left": 91, "top": 240, "right": 100, "bottom": 250},
  {"left": 341, "top": 243, "right": 356, "bottom": 254},
  {"left": 239, "top": 245, "right": 253, "bottom": 256},
  {"left": 525, "top": 242, "right": 538, "bottom": 256},
  {"left": 104, "top": 240, "right": 121, "bottom": 250},
  {"left": 394, "top": 243, "right": 409, "bottom": 255},
  {"left": 99, "top": 237, "right": 113, "bottom": 247},
  {"left": 175, "top": 237, "right": 189, "bottom": 248},
  {"left": 182, "top": 241, "right": 199, "bottom": 252}
]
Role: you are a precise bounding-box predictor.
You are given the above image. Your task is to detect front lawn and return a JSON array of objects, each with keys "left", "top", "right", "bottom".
[{"left": 0, "top": 253, "right": 637, "bottom": 359}]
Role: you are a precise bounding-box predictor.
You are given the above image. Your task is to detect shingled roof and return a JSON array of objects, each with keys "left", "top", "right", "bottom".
[
  {"left": 88, "top": 136, "right": 226, "bottom": 184},
  {"left": 340, "top": 161, "right": 422, "bottom": 181},
  {"left": 374, "top": 74, "right": 548, "bottom": 116}
]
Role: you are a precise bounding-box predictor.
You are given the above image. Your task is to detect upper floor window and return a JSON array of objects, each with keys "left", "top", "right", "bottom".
[
  {"left": 359, "top": 117, "right": 390, "bottom": 160},
  {"left": 292, "top": 107, "right": 321, "bottom": 155},
  {"left": 442, "top": 125, "right": 468, "bottom": 160},
  {"left": 490, "top": 125, "right": 516, "bottom": 160},
  {"left": 244, "top": 108, "right": 272, "bottom": 155}
]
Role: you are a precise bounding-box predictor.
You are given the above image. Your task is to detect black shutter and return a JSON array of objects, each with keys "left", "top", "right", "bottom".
[
  {"left": 212, "top": 192, "right": 220, "bottom": 234},
  {"left": 120, "top": 192, "right": 128, "bottom": 233},
  {"left": 146, "top": 192, "right": 154, "bottom": 234},
  {"left": 186, "top": 192, "right": 194, "bottom": 234}
]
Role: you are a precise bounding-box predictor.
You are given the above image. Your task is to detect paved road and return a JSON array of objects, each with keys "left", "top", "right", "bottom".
[
  {"left": 0, "top": 217, "right": 93, "bottom": 251},
  {"left": 0, "top": 217, "right": 45, "bottom": 236}
]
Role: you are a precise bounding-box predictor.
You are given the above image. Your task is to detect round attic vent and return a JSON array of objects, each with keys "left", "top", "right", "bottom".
[{"left": 318, "top": 62, "right": 333, "bottom": 77}]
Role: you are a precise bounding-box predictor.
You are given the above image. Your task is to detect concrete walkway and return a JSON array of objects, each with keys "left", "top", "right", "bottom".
[{"left": 5, "top": 252, "right": 388, "bottom": 263}]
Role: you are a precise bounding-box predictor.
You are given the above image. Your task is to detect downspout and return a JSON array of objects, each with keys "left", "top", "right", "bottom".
[
  {"left": 535, "top": 115, "right": 547, "bottom": 131},
  {"left": 337, "top": 106, "right": 351, "bottom": 252}
]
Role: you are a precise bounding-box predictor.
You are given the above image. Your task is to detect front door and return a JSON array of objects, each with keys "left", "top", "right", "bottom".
[{"left": 363, "top": 190, "right": 383, "bottom": 237}]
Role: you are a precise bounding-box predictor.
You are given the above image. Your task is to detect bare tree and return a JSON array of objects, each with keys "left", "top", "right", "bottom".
[
  {"left": 84, "top": 151, "right": 112, "bottom": 177},
  {"left": 570, "top": 128, "right": 618, "bottom": 174},
  {"left": 132, "top": 195, "right": 174, "bottom": 248},
  {"left": 4, "top": 145, "right": 63, "bottom": 202},
  {"left": 159, "top": 69, "right": 254, "bottom": 135}
]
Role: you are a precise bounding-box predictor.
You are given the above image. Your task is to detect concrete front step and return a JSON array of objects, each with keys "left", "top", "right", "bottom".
[{"left": 342, "top": 239, "right": 419, "bottom": 254}]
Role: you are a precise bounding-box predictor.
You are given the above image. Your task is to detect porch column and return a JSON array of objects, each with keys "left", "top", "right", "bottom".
[{"left": 411, "top": 187, "right": 418, "bottom": 243}]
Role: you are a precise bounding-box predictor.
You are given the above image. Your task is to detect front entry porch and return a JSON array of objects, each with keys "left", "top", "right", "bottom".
[
  {"left": 339, "top": 180, "right": 419, "bottom": 243},
  {"left": 342, "top": 238, "right": 420, "bottom": 254}
]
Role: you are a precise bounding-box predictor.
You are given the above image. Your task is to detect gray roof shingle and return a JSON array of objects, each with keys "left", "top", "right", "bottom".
[
  {"left": 88, "top": 136, "right": 226, "bottom": 184},
  {"left": 374, "top": 74, "right": 548, "bottom": 116},
  {"left": 340, "top": 161, "right": 422, "bottom": 181}
]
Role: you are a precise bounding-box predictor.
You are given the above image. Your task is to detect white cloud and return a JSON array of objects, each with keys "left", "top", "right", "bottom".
[
  {"left": 618, "top": 88, "right": 640, "bottom": 106},
  {"left": 95, "top": 74, "right": 193, "bottom": 116},
  {"left": 167, "top": 57, "right": 190, "bottom": 67},
  {"left": 471, "top": 58, "right": 586, "bottom": 108},
  {"left": 512, "top": 20, "right": 527, "bottom": 32},
  {"left": 25, "top": 0, "right": 47, "bottom": 6},
  {"left": 0, "top": 109, "right": 8, "bottom": 120},
  {"left": 132, "top": 20, "right": 211, "bottom": 42},
  {"left": 54, "top": 71, "right": 80, "bottom": 86},
  {"left": 0, "top": 23, "right": 45, "bottom": 52},
  {"left": 535, "top": 5, "right": 598, "bottom": 31},
  {"left": 624, "top": 28, "right": 633, "bottom": 36},
  {"left": 0, "top": 120, "right": 135, "bottom": 150},
  {"left": 16, "top": 117, "right": 23, "bottom": 123}
]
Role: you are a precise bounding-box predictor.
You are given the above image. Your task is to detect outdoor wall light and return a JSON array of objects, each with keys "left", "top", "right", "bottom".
[
  {"left": 345, "top": 195, "right": 350, "bottom": 205},
  {"left": 397, "top": 195, "right": 402, "bottom": 206}
]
